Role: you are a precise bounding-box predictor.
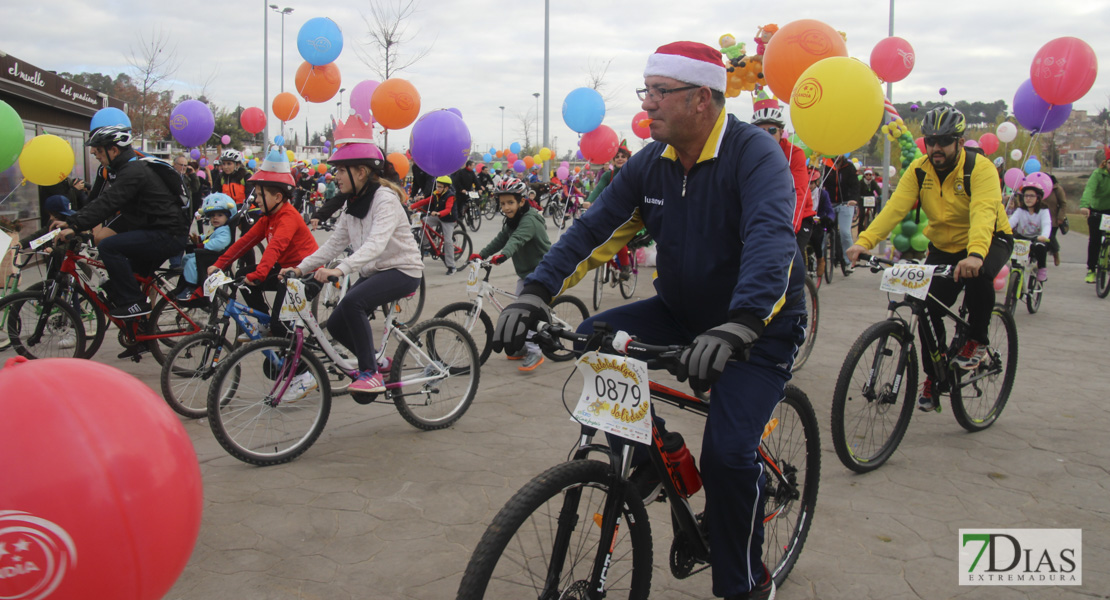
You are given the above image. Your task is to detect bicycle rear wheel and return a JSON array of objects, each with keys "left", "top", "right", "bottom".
[
  {"left": 207, "top": 337, "right": 331, "bottom": 466},
  {"left": 1025, "top": 277, "right": 1043, "bottom": 314},
  {"left": 830, "top": 320, "right": 918, "bottom": 473},
  {"left": 950, "top": 306, "right": 1017, "bottom": 432},
  {"left": 547, "top": 295, "right": 589, "bottom": 362},
  {"left": 619, "top": 253, "right": 638, "bottom": 299},
  {"left": 148, "top": 296, "right": 206, "bottom": 366},
  {"left": 389, "top": 318, "right": 480, "bottom": 430},
  {"left": 0, "top": 291, "right": 86, "bottom": 359},
  {"left": 433, "top": 301, "right": 493, "bottom": 365},
  {"left": 456, "top": 459, "right": 652, "bottom": 600},
  {"left": 763, "top": 385, "right": 821, "bottom": 586},
  {"left": 823, "top": 236, "right": 834, "bottom": 284},
  {"left": 792, "top": 277, "right": 819, "bottom": 372},
  {"left": 161, "top": 331, "right": 236, "bottom": 419},
  {"left": 382, "top": 274, "right": 425, "bottom": 327},
  {"left": 26, "top": 281, "right": 106, "bottom": 359},
  {"left": 592, "top": 265, "right": 605, "bottom": 311},
  {"left": 1096, "top": 243, "right": 1110, "bottom": 298}
]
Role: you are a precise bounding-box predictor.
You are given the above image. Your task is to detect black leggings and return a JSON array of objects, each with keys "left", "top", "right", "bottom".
[
  {"left": 920, "top": 233, "right": 1013, "bottom": 379},
  {"left": 327, "top": 270, "right": 421, "bottom": 372},
  {"left": 1087, "top": 211, "right": 1107, "bottom": 270}
]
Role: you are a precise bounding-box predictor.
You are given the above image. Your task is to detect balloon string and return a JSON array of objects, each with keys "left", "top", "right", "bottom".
[{"left": 0, "top": 179, "right": 27, "bottom": 209}]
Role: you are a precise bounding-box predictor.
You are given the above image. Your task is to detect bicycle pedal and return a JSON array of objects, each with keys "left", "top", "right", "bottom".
[{"left": 350, "top": 391, "right": 379, "bottom": 405}]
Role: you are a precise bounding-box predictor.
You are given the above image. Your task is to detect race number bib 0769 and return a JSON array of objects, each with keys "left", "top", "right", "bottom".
[
  {"left": 570, "top": 352, "right": 652, "bottom": 444},
  {"left": 878, "top": 264, "right": 937, "bottom": 300}
]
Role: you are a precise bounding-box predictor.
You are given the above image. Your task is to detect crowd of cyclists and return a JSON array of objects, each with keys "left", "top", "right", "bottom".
[{"left": 5, "top": 35, "right": 1108, "bottom": 598}]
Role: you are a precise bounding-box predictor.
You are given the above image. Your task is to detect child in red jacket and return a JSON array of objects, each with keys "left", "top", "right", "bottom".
[{"left": 209, "top": 149, "right": 318, "bottom": 338}]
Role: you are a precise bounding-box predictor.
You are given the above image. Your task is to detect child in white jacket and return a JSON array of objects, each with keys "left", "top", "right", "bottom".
[
  {"left": 282, "top": 141, "right": 422, "bottom": 393},
  {"left": 1009, "top": 181, "right": 1053, "bottom": 282}
]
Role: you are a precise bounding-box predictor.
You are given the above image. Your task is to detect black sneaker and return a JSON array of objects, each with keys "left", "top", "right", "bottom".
[
  {"left": 445, "top": 267, "right": 457, "bottom": 276},
  {"left": 726, "top": 565, "right": 776, "bottom": 600},
  {"left": 110, "top": 302, "right": 151, "bottom": 319}
]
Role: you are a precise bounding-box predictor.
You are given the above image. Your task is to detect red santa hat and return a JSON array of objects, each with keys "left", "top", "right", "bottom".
[{"left": 643, "top": 41, "right": 727, "bottom": 93}]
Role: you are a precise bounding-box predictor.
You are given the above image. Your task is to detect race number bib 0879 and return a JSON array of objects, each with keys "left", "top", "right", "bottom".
[
  {"left": 570, "top": 352, "right": 652, "bottom": 444},
  {"left": 879, "top": 264, "right": 937, "bottom": 300}
]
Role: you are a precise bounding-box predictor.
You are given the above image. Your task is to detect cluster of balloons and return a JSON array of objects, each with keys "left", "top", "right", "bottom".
[
  {"left": 895, "top": 131, "right": 923, "bottom": 170},
  {"left": 563, "top": 87, "right": 619, "bottom": 164},
  {"left": 293, "top": 18, "right": 344, "bottom": 105},
  {"left": 718, "top": 32, "right": 767, "bottom": 96},
  {"left": 890, "top": 210, "right": 930, "bottom": 253},
  {"left": 482, "top": 143, "right": 557, "bottom": 174}
]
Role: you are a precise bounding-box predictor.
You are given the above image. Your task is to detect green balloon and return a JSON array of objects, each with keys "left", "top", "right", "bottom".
[
  {"left": 0, "top": 100, "right": 25, "bottom": 173},
  {"left": 910, "top": 233, "right": 929, "bottom": 251},
  {"left": 892, "top": 222, "right": 903, "bottom": 237},
  {"left": 892, "top": 234, "right": 911, "bottom": 252},
  {"left": 901, "top": 220, "right": 918, "bottom": 237}
]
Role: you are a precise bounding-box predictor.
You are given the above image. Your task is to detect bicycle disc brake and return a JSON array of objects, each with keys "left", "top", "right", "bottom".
[{"left": 557, "top": 580, "right": 591, "bottom": 600}]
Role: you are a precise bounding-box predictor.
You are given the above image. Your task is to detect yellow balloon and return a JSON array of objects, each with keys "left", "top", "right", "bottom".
[
  {"left": 19, "top": 134, "right": 75, "bottom": 186},
  {"left": 286, "top": 150, "right": 295, "bottom": 161},
  {"left": 539, "top": 147, "right": 552, "bottom": 161},
  {"left": 790, "top": 57, "right": 885, "bottom": 157}
]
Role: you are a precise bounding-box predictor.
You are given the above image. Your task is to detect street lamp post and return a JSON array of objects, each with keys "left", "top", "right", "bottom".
[
  {"left": 533, "top": 92, "right": 542, "bottom": 174},
  {"left": 269, "top": 5, "right": 294, "bottom": 92},
  {"left": 499, "top": 106, "right": 505, "bottom": 149},
  {"left": 263, "top": 1, "right": 269, "bottom": 148},
  {"left": 337, "top": 87, "right": 346, "bottom": 116}
]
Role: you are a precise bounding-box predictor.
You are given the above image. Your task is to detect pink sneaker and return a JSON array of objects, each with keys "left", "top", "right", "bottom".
[
  {"left": 1036, "top": 268, "right": 1047, "bottom": 282},
  {"left": 349, "top": 370, "right": 385, "bottom": 393}
]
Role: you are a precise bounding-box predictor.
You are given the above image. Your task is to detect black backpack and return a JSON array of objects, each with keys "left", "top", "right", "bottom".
[{"left": 135, "top": 155, "right": 191, "bottom": 211}]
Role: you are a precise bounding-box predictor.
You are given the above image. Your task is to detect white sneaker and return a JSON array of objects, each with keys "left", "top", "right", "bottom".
[
  {"left": 285, "top": 372, "right": 318, "bottom": 402},
  {"left": 58, "top": 331, "right": 77, "bottom": 350},
  {"left": 236, "top": 325, "right": 270, "bottom": 344}
]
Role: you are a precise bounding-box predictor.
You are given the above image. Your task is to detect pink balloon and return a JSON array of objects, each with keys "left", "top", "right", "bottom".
[
  {"left": 581, "top": 125, "right": 619, "bottom": 164},
  {"left": 1030, "top": 37, "right": 1098, "bottom": 106},
  {"left": 993, "top": 264, "right": 1010, "bottom": 291},
  {"left": 978, "top": 132, "right": 1000, "bottom": 155},
  {"left": 349, "top": 79, "right": 380, "bottom": 123},
  {"left": 220, "top": 135, "right": 231, "bottom": 145},
  {"left": 1022, "top": 171, "right": 1054, "bottom": 197},
  {"left": 963, "top": 140, "right": 980, "bottom": 149},
  {"left": 869, "top": 36, "right": 916, "bottom": 83},
  {"left": 1003, "top": 167, "right": 1025, "bottom": 190}
]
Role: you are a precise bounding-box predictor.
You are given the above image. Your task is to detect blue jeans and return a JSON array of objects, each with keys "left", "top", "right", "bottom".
[
  {"left": 834, "top": 204, "right": 856, "bottom": 266},
  {"left": 577, "top": 296, "right": 804, "bottom": 597},
  {"left": 97, "top": 229, "right": 186, "bottom": 306}
]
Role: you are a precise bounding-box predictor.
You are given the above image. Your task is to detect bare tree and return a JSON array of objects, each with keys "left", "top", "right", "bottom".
[
  {"left": 356, "top": 0, "right": 434, "bottom": 152},
  {"left": 126, "top": 28, "right": 181, "bottom": 148},
  {"left": 514, "top": 109, "right": 535, "bottom": 154},
  {"left": 585, "top": 57, "right": 621, "bottom": 106}
]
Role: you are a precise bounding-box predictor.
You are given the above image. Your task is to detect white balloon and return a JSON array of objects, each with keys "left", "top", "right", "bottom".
[
  {"left": 997, "top": 121, "right": 1018, "bottom": 143},
  {"left": 317, "top": 183, "right": 326, "bottom": 193},
  {"left": 888, "top": 165, "right": 897, "bottom": 178},
  {"left": 1011, "top": 149, "right": 1023, "bottom": 161}
]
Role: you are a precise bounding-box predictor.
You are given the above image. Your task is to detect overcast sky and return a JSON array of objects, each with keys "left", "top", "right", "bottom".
[{"left": 3, "top": 0, "right": 1109, "bottom": 159}]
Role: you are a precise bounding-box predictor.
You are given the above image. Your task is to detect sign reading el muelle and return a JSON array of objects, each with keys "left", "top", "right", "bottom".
[{"left": 0, "top": 54, "right": 102, "bottom": 110}]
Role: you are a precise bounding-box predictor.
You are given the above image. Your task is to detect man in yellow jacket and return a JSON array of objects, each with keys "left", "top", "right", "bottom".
[{"left": 846, "top": 105, "right": 1013, "bottom": 412}]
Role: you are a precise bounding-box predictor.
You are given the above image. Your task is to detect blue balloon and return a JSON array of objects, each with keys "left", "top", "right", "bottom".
[
  {"left": 489, "top": 147, "right": 497, "bottom": 155},
  {"left": 248, "top": 159, "right": 257, "bottom": 169},
  {"left": 483, "top": 152, "right": 493, "bottom": 162},
  {"left": 274, "top": 135, "right": 285, "bottom": 146},
  {"left": 311, "top": 158, "right": 319, "bottom": 165},
  {"left": 1023, "top": 158, "right": 1042, "bottom": 175},
  {"left": 297, "top": 17, "right": 344, "bottom": 66},
  {"left": 562, "top": 87, "right": 605, "bottom": 134},
  {"left": 90, "top": 107, "right": 131, "bottom": 131},
  {"left": 510, "top": 142, "right": 521, "bottom": 154}
]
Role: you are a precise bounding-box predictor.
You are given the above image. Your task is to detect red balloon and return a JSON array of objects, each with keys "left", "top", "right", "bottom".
[
  {"left": 1030, "top": 37, "right": 1098, "bottom": 106},
  {"left": 869, "top": 36, "right": 915, "bottom": 83},
  {"left": 0, "top": 357, "right": 202, "bottom": 600},
  {"left": 978, "top": 132, "right": 1000, "bottom": 155},
  {"left": 581, "top": 125, "right": 619, "bottom": 165},
  {"left": 506, "top": 152, "right": 517, "bottom": 164},
  {"left": 631, "top": 110, "right": 651, "bottom": 140},
  {"left": 914, "top": 136, "right": 926, "bottom": 154},
  {"left": 240, "top": 106, "right": 267, "bottom": 134}
]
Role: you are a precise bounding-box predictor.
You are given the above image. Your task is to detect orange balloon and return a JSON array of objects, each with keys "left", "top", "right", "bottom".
[
  {"left": 387, "top": 152, "right": 410, "bottom": 179},
  {"left": 762, "top": 19, "right": 848, "bottom": 100},
  {"left": 370, "top": 78, "right": 421, "bottom": 130},
  {"left": 272, "top": 92, "right": 300, "bottom": 122},
  {"left": 523, "top": 156, "right": 535, "bottom": 169},
  {"left": 316, "top": 164, "right": 327, "bottom": 174},
  {"left": 574, "top": 166, "right": 581, "bottom": 173},
  {"left": 495, "top": 150, "right": 503, "bottom": 158},
  {"left": 294, "top": 61, "right": 342, "bottom": 103}
]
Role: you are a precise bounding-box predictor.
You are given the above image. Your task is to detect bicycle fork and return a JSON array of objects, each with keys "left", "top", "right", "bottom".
[{"left": 864, "top": 316, "right": 918, "bottom": 404}]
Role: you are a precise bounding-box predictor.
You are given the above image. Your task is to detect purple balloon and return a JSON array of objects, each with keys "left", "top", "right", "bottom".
[
  {"left": 410, "top": 110, "right": 472, "bottom": 177},
  {"left": 199, "top": 158, "right": 208, "bottom": 168},
  {"left": 576, "top": 149, "right": 585, "bottom": 160},
  {"left": 169, "top": 99, "right": 215, "bottom": 148},
  {"left": 349, "top": 80, "right": 380, "bottom": 123},
  {"left": 1003, "top": 167, "right": 1025, "bottom": 190},
  {"left": 1013, "top": 79, "right": 1072, "bottom": 133},
  {"left": 447, "top": 107, "right": 463, "bottom": 119},
  {"left": 939, "top": 88, "right": 947, "bottom": 96},
  {"left": 189, "top": 148, "right": 201, "bottom": 159},
  {"left": 513, "top": 159, "right": 526, "bottom": 173}
]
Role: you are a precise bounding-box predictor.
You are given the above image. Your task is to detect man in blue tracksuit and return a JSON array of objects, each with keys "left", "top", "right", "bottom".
[{"left": 493, "top": 41, "right": 805, "bottom": 600}]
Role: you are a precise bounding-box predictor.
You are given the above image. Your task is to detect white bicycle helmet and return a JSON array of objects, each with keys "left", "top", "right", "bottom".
[
  {"left": 220, "top": 149, "right": 243, "bottom": 164},
  {"left": 495, "top": 177, "right": 528, "bottom": 197},
  {"left": 86, "top": 125, "right": 133, "bottom": 148}
]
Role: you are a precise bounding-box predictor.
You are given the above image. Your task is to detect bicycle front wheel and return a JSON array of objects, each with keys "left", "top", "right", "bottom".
[
  {"left": 763, "top": 385, "right": 821, "bottom": 586},
  {"left": 311, "top": 273, "right": 350, "bottom": 326},
  {"left": 551, "top": 201, "right": 567, "bottom": 229},
  {"left": 1096, "top": 243, "right": 1110, "bottom": 298},
  {"left": 389, "top": 318, "right": 480, "bottom": 430},
  {"left": 792, "top": 277, "right": 819, "bottom": 372},
  {"left": 950, "top": 306, "right": 1017, "bottom": 432},
  {"left": 0, "top": 291, "right": 86, "bottom": 359},
  {"left": 1026, "top": 277, "right": 1043, "bottom": 314},
  {"left": 161, "top": 331, "right": 236, "bottom": 419},
  {"left": 831, "top": 320, "right": 918, "bottom": 473},
  {"left": 456, "top": 459, "right": 652, "bottom": 600},
  {"left": 1004, "top": 270, "right": 1021, "bottom": 316},
  {"left": 547, "top": 295, "right": 590, "bottom": 362},
  {"left": 207, "top": 337, "right": 331, "bottom": 466},
  {"left": 434, "top": 301, "right": 493, "bottom": 365},
  {"left": 148, "top": 296, "right": 206, "bottom": 366}
]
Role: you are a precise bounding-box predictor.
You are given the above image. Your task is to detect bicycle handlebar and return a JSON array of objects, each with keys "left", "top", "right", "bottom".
[
  {"left": 857, "top": 253, "right": 955, "bottom": 279},
  {"left": 534, "top": 321, "right": 687, "bottom": 374}
]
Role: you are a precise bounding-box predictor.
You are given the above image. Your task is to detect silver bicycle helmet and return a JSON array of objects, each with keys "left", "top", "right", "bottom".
[{"left": 86, "top": 125, "right": 133, "bottom": 148}]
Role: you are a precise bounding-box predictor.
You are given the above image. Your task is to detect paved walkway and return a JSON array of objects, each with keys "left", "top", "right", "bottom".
[{"left": 6, "top": 220, "right": 1107, "bottom": 599}]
